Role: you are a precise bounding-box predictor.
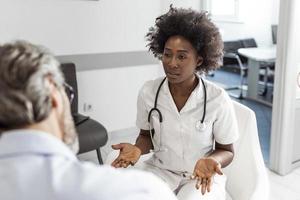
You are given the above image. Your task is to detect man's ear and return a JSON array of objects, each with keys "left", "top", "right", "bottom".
[
  {"left": 50, "top": 84, "right": 59, "bottom": 109},
  {"left": 197, "top": 56, "right": 203, "bottom": 67},
  {"left": 46, "top": 77, "right": 63, "bottom": 114}
]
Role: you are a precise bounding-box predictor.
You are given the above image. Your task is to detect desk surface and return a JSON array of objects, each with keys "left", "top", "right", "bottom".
[{"left": 238, "top": 46, "right": 276, "bottom": 62}]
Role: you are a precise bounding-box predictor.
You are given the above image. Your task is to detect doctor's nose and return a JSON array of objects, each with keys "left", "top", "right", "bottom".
[{"left": 168, "top": 56, "right": 178, "bottom": 69}]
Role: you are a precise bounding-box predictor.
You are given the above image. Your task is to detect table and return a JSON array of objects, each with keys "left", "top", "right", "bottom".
[{"left": 238, "top": 46, "right": 276, "bottom": 105}]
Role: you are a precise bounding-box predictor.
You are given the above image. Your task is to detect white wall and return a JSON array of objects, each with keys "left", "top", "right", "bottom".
[
  {"left": 77, "top": 64, "right": 164, "bottom": 132},
  {"left": 291, "top": 0, "right": 300, "bottom": 168},
  {"left": 271, "top": 0, "right": 281, "bottom": 24},
  {"left": 161, "top": 0, "right": 201, "bottom": 13},
  {"left": 0, "top": 0, "right": 281, "bottom": 132},
  {"left": 0, "top": 0, "right": 161, "bottom": 55},
  {"left": 294, "top": 100, "right": 300, "bottom": 164},
  {"left": 0, "top": 0, "right": 165, "bottom": 132},
  {"left": 214, "top": 0, "right": 276, "bottom": 46},
  {"left": 161, "top": 0, "right": 279, "bottom": 47},
  {"left": 0, "top": 0, "right": 280, "bottom": 50},
  {"left": 297, "top": 63, "right": 300, "bottom": 99}
]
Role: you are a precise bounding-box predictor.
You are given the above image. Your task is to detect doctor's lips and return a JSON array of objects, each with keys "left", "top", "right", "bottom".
[{"left": 166, "top": 71, "right": 180, "bottom": 78}]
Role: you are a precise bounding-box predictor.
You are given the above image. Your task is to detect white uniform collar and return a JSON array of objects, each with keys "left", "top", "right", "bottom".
[
  {"left": 0, "top": 129, "right": 77, "bottom": 161},
  {"left": 161, "top": 73, "right": 204, "bottom": 113}
]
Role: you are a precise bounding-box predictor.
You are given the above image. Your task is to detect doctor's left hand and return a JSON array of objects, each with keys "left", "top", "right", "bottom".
[
  {"left": 191, "top": 157, "right": 223, "bottom": 195},
  {"left": 111, "top": 143, "right": 142, "bottom": 168}
]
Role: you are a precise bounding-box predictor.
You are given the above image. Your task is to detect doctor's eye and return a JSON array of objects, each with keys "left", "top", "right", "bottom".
[
  {"left": 163, "top": 52, "right": 172, "bottom": 58},
  {"left": 178, "top": 54, "right": 187, "bottom": 61}
]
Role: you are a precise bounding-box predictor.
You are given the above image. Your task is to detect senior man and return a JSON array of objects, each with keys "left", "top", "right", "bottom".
[{"left": 0, "top": 41, "right": 176, "bottom": 200}]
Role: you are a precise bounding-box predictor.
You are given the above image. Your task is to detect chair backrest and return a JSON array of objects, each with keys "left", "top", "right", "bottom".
[
  {"left": 240, "top": 38, "right": 257, "bottom": 48},
  {"left": 60, "top": 63, "right": 78, "bottom": 114},
  {"left": 223, "top": 101, "right": 269, "bottom": 200},
  {"left": 271, "top": 25, "right": 278, "bottom": 45},
  {"left": 223, "top": 40, "right": 245, "bottom": 65},
  {"left": 223, "top": 38, "right": 258, "bottom": 66},
  {"left": 224, "top": 40, "right": 244, "bottom": 54}
]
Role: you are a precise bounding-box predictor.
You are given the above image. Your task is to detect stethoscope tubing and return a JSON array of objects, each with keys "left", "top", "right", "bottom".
[
  {"left": 148, "top": 76, "right": 207, "bottom": 123},
  {"left": 147, "top": 77, "right": 166, "bottom": 123},
  {"left": 147, "top": 75, "right": 207, "bottom": 152}
]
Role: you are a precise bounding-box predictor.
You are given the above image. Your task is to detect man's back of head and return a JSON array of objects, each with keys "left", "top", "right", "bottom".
[
  {"left": 0, "top": 41, "right": 176, "bottom": 200},
  {"left": 0, "top": 41, "right": 63, "bottom": 129}
]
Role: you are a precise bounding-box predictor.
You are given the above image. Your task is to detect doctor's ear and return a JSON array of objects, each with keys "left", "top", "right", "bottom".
[{"left": 196, "top": 56, "right": 203, "bottom": 67}]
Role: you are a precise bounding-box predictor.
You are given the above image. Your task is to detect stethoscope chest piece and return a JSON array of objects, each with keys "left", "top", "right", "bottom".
[{"left": 196, "top": 120, "right": 207, "bottom": 131}]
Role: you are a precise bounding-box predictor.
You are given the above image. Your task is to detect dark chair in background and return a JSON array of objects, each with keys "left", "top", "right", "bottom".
[
  {"left": 60, "top": 63, "right": 108, "bottom": 164},
  {"left": 240, "top": 38, "right": 258, "bottom": 48},
  {"left": 223, "top": 38, "right": 274, "bottom": 98},
  {"left": 223, "top": 39, "right": 249, "bottom": 99}
]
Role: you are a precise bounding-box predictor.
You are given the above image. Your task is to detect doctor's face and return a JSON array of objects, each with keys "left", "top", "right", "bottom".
[{"left": 162, "top": 35, "right": 202, "bottom": 84}]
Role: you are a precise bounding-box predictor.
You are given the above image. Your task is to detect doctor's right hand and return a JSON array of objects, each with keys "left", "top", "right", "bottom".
[{"left": 111, "top": 143, "right": 142, "bottom": 168}]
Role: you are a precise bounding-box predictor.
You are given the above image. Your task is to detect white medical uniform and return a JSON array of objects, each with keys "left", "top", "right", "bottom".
[
  {"left": 135, "top": 75, "right": 239, "bottom": 199},
  {"left": 0, "top": 130, "right": 177, "bottom": 200}
]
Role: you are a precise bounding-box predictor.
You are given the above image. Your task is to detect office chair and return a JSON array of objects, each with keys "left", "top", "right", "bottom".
[
  {"left": 61, "top": 63, "right": 108, "bottom": 164},
  {"left": 224, "top": 38, "right": 274, "bottom": 98},
  {"left": 223, "top": 40, "right": 248, "bottom": 99},
  {"left": 105, "top": 100, "right": 269, "bottom": 200}
]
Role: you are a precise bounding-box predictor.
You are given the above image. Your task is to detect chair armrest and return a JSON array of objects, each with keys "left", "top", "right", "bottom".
[
  {"left": 224, "top": 52, "right": 239, "bottom": 59},
  {"left": 224, "top": 53, "right": 247, "bottom": 70}
]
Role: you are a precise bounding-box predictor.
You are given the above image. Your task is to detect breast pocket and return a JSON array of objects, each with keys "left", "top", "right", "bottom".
[{"left": 191, "top": 117, "right": 214, "bottom": 145}]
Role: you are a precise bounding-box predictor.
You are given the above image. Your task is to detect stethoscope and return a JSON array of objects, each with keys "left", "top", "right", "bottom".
[{"left": 147, "top": 76, "right": 207, "bottom": 153}]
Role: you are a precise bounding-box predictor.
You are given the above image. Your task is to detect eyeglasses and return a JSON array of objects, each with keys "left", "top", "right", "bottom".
[{"left": 63, "top": 82, "right": 75, "bottom": 104}]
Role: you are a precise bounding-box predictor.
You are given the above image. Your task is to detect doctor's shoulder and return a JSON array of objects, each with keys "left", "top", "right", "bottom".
[
  {"left": 138, "top": 77, "right": 166, "bottom": 99},
  {"left": 204, "top": 79, "right": 231, "bottom": 103},
  {"left": 61, "top": 161, "right": 176, "bottom": 200}
]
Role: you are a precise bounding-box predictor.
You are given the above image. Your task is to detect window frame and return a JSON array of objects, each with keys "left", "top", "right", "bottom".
[{"left": 201, "top": 0, "right": 242, "bottom": 23}]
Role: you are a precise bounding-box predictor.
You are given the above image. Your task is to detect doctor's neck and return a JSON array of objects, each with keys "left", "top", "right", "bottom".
[{"left": 168, "top": 74, "right": 199, "bottom": 97}]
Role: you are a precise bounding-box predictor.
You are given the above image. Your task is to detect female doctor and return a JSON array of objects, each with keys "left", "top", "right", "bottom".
[{"left": 111, "top": 7, "right": 239, "bottom": 200}]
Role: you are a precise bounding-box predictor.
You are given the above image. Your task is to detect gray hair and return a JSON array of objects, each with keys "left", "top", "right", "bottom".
[{"left": 0, "top": 41, "right": 64, "bottom": 130}]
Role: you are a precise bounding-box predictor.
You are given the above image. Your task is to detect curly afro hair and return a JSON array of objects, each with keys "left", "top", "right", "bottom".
[{"left": 146, "top": 6, "right": 224, "bottom": 73}]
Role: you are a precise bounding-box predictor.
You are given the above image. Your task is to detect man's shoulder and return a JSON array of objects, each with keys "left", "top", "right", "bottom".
[{"left": 59, "top": 161, "right": 176, "bottom": 200}]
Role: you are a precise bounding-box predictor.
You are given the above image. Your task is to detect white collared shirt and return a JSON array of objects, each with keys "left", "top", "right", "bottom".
[
  {"left": 0, "top": 130, "right": 176, "bottom": 200},
  {"left": 136, "top": 75, "right": 239, "bottom": 173}
]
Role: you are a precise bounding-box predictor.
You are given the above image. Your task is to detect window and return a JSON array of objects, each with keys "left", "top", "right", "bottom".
[{"left": 202, "top": 0, "right": 241, "bottom": 23}]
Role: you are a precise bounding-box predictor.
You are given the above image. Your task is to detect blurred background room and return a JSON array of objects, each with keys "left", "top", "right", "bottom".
[{"left": 0, "top": 0, "right": 299, "bottom": 199}]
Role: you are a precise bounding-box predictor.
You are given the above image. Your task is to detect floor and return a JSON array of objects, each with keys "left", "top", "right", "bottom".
[{"left": 78, "top": 69, "right": 300, "bottom": 200}]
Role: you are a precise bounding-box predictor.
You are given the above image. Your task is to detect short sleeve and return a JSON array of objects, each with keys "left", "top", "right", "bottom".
[
  {"left": 213, "top": 90, "right": 239, "bottom": 144},
  {"left": 136, "top": 84, "right": 150, "bottom": 130}
]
